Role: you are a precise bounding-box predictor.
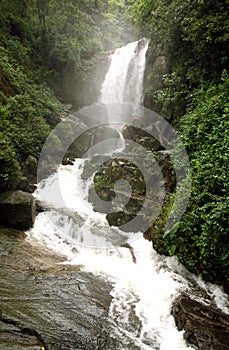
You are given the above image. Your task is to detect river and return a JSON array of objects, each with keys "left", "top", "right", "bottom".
[{"left": 2, "top": 39, "right": 228, "bottom": 350}]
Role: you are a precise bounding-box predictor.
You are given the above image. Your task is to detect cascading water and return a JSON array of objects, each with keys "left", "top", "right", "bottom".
[
  {"left": 100, "top": 38, "right": 149, "bottom": 105},
  {"left": 27, "top": 39, "right": 229, "bottom": 350}
]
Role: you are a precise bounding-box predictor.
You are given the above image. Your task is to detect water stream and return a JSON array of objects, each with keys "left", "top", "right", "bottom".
[
  {"left": 100, "top": 38, "right": 149, "bottom": 105},
  {"left": 27, "top": 39, "right": 229, "bottom": 350}
]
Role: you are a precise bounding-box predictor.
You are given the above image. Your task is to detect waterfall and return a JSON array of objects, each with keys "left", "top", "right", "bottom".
[
  {"left": 100, "top": 38, "right": 149, "bottom": 105},
  {"left": 27, "top": 39, "right": 228, "bottom": 350}
]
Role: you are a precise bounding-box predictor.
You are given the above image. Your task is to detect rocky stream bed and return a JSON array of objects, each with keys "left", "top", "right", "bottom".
[{"left": 0, "top": 226, "right": 228, "bottom": 350}]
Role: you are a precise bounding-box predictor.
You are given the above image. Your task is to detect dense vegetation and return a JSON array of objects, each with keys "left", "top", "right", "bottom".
[
  {"left": 0, "top": 0, "right": 228, "bottom": 289},
  {"left": 0, "top": 0, "right": 133, "bottom": 190},
  {"left": 130, "top": 0, "right": 229, "bottom": 289}
]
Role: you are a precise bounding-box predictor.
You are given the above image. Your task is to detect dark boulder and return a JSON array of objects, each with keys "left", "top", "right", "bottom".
[
  {"left": 74, "top": 103, "right": 109, "bottom": 127},
  {"left": 93, "top": 125, "right": 120, "bottom": 144},
  {"left": 23, "top": 155, "right": 37, "bottom": 182},
  {"left": 16, "top": 176, "right": 37, "bottom": 193},
  {"left": 172, "top": 293, "right": 229, "bottom": 350},
  {"left": 122, "top": 125, "right": 164, "bottom": 151},
  {"left": 16, "top": 155, "right": 38, "bottom": 192},
  {"left": 66, "top": 131, "right": 93, "bottom": 158},
  {"left": 0, "top": 190, "right": 36, "bottom": 230},
  {"left": 106, "top": 211, "right": 147, "bottom": 233},
  {"left": 62, "top": 156, "right": 74, "bottom": 165}
]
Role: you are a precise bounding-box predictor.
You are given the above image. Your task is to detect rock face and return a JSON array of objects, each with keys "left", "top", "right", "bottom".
[
  {"left": 0, "top": 190, "right": 36, "bottom": 230},
  {"left": 172, "top": 294, "right": 229, "bottom": 350},
  {"left": 0, "top": 228, "right": 121, "bottom": 350}
]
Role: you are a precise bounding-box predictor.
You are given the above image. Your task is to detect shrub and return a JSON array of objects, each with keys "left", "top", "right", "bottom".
[{"left": 0, "top": 136, "right": 21, "bottom": 191}]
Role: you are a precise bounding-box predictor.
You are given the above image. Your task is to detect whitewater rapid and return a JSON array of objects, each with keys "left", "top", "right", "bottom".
[
  {"left": 28, "top": 159, "right": 229, "bottom": 349},
  {"left": 28, "top": 158, "right": 192, "bottom": 349}
]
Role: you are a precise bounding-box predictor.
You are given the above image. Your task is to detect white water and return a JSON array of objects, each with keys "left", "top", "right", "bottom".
[
  {"left": 100, "top": 38, "right": 149, "bottom": 105},
  {"left": 29, "top": 159, "right": 192, "bottom": 349},
  {"left": 27, "top": 39, "right": 228, "bottom": 349}
]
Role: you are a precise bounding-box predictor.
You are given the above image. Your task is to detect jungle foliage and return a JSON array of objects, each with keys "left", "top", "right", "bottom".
[
  {"left": 129, "top": 0, "right": 229, "bottom": 289},
  {"left": 0, "top": 0, "right": 133, "bottom": 190}
]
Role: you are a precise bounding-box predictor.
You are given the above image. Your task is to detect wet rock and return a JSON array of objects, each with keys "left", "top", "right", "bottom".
[
  {"left": 122, "top": 125, "right": 139, "bottom": 140},
  {"left": 0, "top": 228, "right": 122, "bottom": 350},
  {"left": 23, "top": 155, "right": 37, "bottom": 181},
  {"left": 93, "top": 158, "right": 146, "bottom": 195},
  {"left": 87, "top": 158, "right": 145, "bottom": 211},
  {"left": 74, "top": 103, "right": 109, "bottom": 127},
  {"left": 0, "top": 226, "right": 64, "bottom": 272},
  {"left": 35, "top": 199, "right": 49, "bottom": 214},
  {"left": 37, "top": 132, "right": 64, "bottom": 180},
  {"left": 62, "top": 156, "right": 74, "bottom": 165},
  {"left": 122, "top": 125, "right": 164, "bottom": 151},
  {"left": 106, "top": 211, "right": 147, "bottom": 232},
  {"left": 66, "top": 131, "right": 93, "bottom": 158},
  {"left": 0, "top": 224, "right": 136, "bottom": 348},
  {"left": 137, "top": 136, "right": 162, "bottom": 151},
  {"left": 85, "top": 154, "right": 164, "bottom": 233},
  {"left": 16, "top": 176, "right": 37, "bottom": 193},
  {"left": 0, "top": 190, "right": 36, "bottom": 230},
  {"left": 0, "top": 317, "right": 45, "bottom": 350},
  {"left": 93, "top": 126, "right": 119, "bottom": 144},
  {"left": 0, "top": 270, "right": 113, "bottom": 350},
  {"left": 172, "top": 293, "right": 229, "bottom": 350},
  {"left": 15, "top": 155, "right": 38, "bottom": 193}
]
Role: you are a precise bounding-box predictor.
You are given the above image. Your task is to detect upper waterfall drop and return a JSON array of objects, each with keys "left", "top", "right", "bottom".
[{"left": 100, "top": 38, "right": 149, "bottom": 105}]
